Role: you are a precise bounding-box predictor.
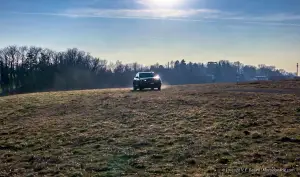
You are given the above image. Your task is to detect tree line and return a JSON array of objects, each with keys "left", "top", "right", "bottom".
[{"left": 0, "top": 45, "right": 292, "bottom": 95}]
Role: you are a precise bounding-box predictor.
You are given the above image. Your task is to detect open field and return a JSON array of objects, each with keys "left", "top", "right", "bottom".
[{"left": 1, "top": 80, "right": 300, "bottom": 177}]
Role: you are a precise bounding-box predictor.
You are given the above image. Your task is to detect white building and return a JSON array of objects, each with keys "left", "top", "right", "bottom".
[{"left": 253, "top": 76, "right": 269, "bottom": 81}]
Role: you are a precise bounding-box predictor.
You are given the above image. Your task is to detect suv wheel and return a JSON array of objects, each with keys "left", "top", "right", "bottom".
[{"left": 158, "top": 86, "right": 161, "bottom": 91}]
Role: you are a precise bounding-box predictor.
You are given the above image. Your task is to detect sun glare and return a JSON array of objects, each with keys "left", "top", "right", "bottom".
[{"left": 147, "top": 0, "right": 183, "bottom": 8}]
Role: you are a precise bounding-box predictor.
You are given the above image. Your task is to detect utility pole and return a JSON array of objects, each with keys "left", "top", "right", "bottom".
[
  {"left": 297, "top": 63, "right": 299, "bottom": 77},
  {"left": 236, "top": 62, "right": 240, "bottom": 84}
]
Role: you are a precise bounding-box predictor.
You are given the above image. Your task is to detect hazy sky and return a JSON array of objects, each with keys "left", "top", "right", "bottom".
[{"left": 1, "top": 0, "right": 300, "bottom": 72}]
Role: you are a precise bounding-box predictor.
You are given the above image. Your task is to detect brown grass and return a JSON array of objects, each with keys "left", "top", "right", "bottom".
[{"left": 0, "top": 80, "right": 300, "bottom": 177}]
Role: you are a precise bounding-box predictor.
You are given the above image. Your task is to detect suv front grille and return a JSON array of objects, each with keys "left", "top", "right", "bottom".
[{"left": 142, "top": 78, "right": 154, "bottom": 82}]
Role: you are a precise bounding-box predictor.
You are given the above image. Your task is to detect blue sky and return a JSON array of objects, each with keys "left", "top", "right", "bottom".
[{"left": 1, "top": 0, "right": 300, "bottom": 72}]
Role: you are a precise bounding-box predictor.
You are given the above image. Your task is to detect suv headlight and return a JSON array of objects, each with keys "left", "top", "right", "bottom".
[{"left": 154, "top": 75, "right": 160, "bottom": 80}]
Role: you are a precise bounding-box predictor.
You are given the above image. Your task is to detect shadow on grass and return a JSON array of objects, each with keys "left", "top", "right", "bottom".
[{"left": 130, "top": 89, "right": 161, "bottom": 92}]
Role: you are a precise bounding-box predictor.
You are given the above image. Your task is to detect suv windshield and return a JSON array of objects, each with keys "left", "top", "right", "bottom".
[{"left": 139, "top": 73, "right": 154, "bottom": 78}]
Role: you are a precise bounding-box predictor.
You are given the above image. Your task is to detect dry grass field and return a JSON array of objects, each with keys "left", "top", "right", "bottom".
[{"left": 0, "top": 80, "right": 300, "bottom": 177}]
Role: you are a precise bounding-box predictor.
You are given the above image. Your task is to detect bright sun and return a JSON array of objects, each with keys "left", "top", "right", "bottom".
[{"left": 147, "top": 0, "right": 183, "bottom": 8}]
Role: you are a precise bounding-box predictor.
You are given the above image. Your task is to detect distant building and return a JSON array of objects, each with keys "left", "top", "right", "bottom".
[
  {"left": 207, "top": 62, "right": 218, "bottom": 65},
  {"left": 253, "top": 76, "right": 269, "bottom": 81}
]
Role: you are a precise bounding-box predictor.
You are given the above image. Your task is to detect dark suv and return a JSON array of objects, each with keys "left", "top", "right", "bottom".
[{"left": 133, "top": 72, "right": 162, "bottom": 91}]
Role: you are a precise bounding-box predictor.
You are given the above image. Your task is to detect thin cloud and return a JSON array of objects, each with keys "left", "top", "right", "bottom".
[
  {"left": 248, "top": 14, "right": 300, "bottom": 22},
  {"left": 9, "top": 11, "right": 218, "bottom": 22},
  {"left": 215, "top": 13, "right": 300, "bottom": 22},
  {"left": 136, "top": 0, "right": 185, "bottom": 8},
  {"left": 64, "top": 8, "right": 221, "bottom": 18},
  {"left": 9, "top": 9, "right": 300, "bottom": 27},
  {"left": 63, "top": 8, "right": 300, "bottom": 23}
]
